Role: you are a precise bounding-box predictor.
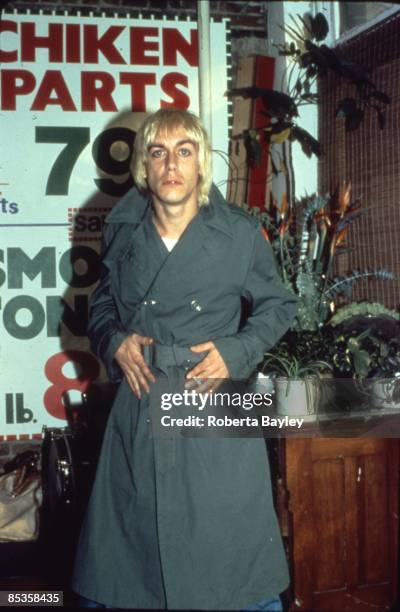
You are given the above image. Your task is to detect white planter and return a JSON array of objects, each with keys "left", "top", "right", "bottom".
[
  {"left": 371, "top": 379, "right": 400, "bottom": 410},
  {"left": 275, "top": 377, "right": 319, "bottom": 422},
  {"left": 249, "top": 372, "right": 275, "bottom": 394}
]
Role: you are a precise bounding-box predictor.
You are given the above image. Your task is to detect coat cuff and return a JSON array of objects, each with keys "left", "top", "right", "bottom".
[
  {"left": 213, "top": 336, "right": 262, "bottom": 381},
  {"left": 101, "top": 330, "right": 129, "bottom": 383}
]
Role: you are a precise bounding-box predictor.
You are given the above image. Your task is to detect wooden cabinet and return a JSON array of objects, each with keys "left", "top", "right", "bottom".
[{"left": 273, "top": 438, "right": 399, "bottom": 611}]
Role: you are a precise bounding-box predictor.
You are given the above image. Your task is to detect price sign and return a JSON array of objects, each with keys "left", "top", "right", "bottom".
[{"left": 0, "top": 11, "right": 230, "bottom": 437}]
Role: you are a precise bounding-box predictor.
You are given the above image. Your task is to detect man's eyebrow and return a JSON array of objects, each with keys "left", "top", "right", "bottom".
[{"left": 147, "top": 139, "right": 197, "bottom": 150}]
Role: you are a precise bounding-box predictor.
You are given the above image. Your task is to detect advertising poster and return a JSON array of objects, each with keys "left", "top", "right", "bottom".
[{"left": 0, "top": 10, "right": 230, "bottom": 438}]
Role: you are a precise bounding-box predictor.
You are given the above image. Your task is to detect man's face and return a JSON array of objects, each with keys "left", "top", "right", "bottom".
[{"left": 144, "top": 126, "right": 200, "bottom": 208}]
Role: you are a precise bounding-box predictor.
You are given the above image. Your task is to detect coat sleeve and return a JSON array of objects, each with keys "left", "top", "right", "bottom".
[
  {"left": 213, "top": 225, "right": 298, "bottom": 380},
  {"left": 87, "top": 225, "right": 129, "bottom": 382}
]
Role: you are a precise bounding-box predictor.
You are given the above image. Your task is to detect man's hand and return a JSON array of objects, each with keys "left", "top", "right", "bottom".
[
  {"left": 185, "top": 341, "right": 229, "bottom": 394},
  {"left": 114, "top": 333, "right": 156, "bottom": 399}
]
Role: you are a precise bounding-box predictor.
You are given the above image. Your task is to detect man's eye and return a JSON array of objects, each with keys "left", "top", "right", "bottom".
[
  {"left": 179, "top": 148, "right": 191, "bottom": 157},
  {"left": 150, "top": 149, "right": 164, "bottom": 158}
]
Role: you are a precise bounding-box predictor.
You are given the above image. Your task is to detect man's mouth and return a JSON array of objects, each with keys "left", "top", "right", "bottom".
[{"left": 163, "top": 179, "right": 182, "bottom": 185}]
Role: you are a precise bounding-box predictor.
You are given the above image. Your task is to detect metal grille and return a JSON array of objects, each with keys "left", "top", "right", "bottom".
[{"left": 318, "top": 13, "right": 400, "bottom": 309}]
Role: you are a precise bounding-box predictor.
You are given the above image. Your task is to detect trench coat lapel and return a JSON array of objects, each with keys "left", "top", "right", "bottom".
[
  {"left": 153, "top": 213, "right": 210, "bottom": 277},
  {"left": 104, "top": 184, "right": 234, "bottom": 301},
  {"left": 121, "top": 211, "right": 212, "bottom": 302},
  {"left": 116, "top": 207, "right": 169, "bottom": 300},
  {"left": 148, "top": 196, "right": 234, "bottom": 284}
]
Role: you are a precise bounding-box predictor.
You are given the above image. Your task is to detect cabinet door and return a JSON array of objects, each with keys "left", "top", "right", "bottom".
[{"left": 286, "top": 438, "right": 399, "bottom": 611}]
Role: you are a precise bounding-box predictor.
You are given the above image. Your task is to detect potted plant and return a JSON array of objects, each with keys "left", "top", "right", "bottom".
[
  {"left": 371, "top": 376, "right": 400, "bottom": 410},
  {"left": 228, "top": 11, "right": 393, "bottom": 405},
  {"left": 252, "top": 184, "right": 395, "bottom": 415},
  {"left": 262, "top": 334, "right": 332, "bottom": 421},
  {"left": 248, "top": 185, "right": 394, "bottom": 332},
  {"left": 227, "top": 12, "right": 390, "bottom": 182},
  {"left": 327, "top": 307, "right": 400, "bottom": 410}
]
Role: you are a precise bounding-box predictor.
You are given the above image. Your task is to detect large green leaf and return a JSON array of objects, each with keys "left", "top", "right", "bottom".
[
  {"left": 345, "top": 108, "right": 364, "bottom": 132},
  {"left": 291, "top": 126, "right": 323, "bottom": 158},
  {"left": 311, "top": 13, "right": 329, "bottom": 42},
  {"left": 336, "top": 98, "right": 358, "bottom": 118}
]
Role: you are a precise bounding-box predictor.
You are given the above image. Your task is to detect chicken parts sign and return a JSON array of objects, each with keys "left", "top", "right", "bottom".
[
  {"left": 1, "top": 19, "right": 200, "bottom": 112},
  {"left": 0, "top": 11, "right": 230, "bottom": 438}
]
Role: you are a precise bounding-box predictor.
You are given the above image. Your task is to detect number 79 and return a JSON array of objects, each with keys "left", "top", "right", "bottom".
[{"left": 35, "top": 126, "right": 135, "bottom": 197}]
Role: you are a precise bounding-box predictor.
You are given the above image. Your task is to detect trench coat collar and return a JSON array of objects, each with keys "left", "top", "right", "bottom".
[{"left": 105, "top": 184, "right": 234, "bottom": 240}]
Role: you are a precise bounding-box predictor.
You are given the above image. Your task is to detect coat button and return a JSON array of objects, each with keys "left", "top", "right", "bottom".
[
  {"left": 183, "top": 359, "right": 193, "bottom": 372},
  {"left": 190, "top": 299, "right": 203, "bottom": 312}
]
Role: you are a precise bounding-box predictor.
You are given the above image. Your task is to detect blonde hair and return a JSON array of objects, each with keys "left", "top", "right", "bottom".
[{"left": 131, "top": 109, "right": 212, "bottom": 206}]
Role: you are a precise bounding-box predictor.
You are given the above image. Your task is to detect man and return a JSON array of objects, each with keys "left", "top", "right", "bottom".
[{"left": 72, "top": 109, "right": 298, "bottom": 610}]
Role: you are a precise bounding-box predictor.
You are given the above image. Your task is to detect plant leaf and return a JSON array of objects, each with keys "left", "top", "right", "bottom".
[
  {"left": 311, "top": 13, "right": 329, "bottom": 42},
  {"left": 225, "top": 86, "right": 265, "bottom": 100},
  {"left": 345, "top": 62, "right": 372, "bottom": 82},
  {"left": 300, "top": 93, "right": 320, "bottom": 101},
  {"left": 299, "top": 52, "right": 314, "bottom": 69},
  {"left": 328, "top": 302, "right": 398, "bottom": 329},
  {"left": 335, "top": 98, "right": 358, "bottom": 118},
  {"left": 297, "top": 12, "right": 313, "bottom": 37},
  {"left": 345, "top": 108, "right": 364, "bottom": 131},
  {"left": 244, "top": 131, "right": 263, "bottom": 167},
  {"left": 325, "top": 269, "right": 395, "bottom": 299},
  {"left": 351, "top": 346, "right": 371, "bottom": 377},
  {"left": 318, "top": 44, "right": 343, "bottom": 71},
  {"left": 227, "top": 87, "right": 298, "bottom": 119},
  {"left": 291, "top": 126, "right": 323, "bottom": 158}
]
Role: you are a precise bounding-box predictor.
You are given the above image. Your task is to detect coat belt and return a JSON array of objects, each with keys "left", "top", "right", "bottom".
[{"left": 143, "top": 343, "right": 207, "bottom": 371}]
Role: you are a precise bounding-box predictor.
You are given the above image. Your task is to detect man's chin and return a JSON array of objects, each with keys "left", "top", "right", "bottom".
[
  {"left": 159, "top": 196, "right": 186, "bottom": 206},
  {"left": 153, "top": 188, "right": 197, "bottom": 207}
]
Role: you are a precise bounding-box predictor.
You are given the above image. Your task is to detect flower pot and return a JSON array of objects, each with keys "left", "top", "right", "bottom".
[
  {"left": 275, "top": 377, "right": 319, "bottom": 421},
  {"left": 371, "top": 378, "right": 400, "bottom": 410},
  {"left": 249, "top": 372, "right": 275, "bottom": 394}
]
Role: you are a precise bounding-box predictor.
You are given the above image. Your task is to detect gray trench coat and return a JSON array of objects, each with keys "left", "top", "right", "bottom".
[{"left": 72, "top": 185, "right": 298, "bottom": 610}]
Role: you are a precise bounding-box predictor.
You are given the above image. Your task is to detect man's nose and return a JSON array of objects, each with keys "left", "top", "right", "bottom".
[{"left": 166, "top": 151, "right": 177, "bottom": 170}]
